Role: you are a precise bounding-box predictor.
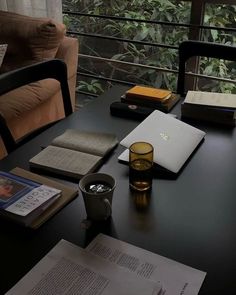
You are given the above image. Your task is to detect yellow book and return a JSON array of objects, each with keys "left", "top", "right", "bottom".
[{"left": 126, "top": 86, "right": 172, "bottom": 102}]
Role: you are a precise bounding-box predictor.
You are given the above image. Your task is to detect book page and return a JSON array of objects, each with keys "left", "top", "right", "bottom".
[
  {"left": 6, "top": 239, "right": 162, "bottom": 295},
  {"left": 29, "top": 146, "right": 102, "bottom": 178},
  {"left": 51, "top": 129, "right": 118, "bottom": 157},
  {"left": 184, "top": 91, "right": 236, "bottom": 108},
  {"left": 86, "top": 234, "right": 206, "bottom": 295}
]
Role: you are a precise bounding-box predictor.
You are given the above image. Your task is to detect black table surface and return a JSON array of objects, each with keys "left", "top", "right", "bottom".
[{"left": 1, "top": 85, "right": 236, "bottom": 294}]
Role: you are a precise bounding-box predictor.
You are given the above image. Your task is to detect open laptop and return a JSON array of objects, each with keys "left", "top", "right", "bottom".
[{"left": 119, "top": 110, "right": 206, "bottom": 173}]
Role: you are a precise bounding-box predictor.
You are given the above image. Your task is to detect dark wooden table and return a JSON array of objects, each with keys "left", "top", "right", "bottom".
[{"left": 0, "top": 85, "right": 236, "bottom": 294}]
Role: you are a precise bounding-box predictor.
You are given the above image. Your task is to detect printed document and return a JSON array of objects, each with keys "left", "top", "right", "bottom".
[
  {"left": 6, "top": 239, "right": 162, "bottom": 295},
  {"left": 86, "top": 234, "right": 206, "bottom": 295}
]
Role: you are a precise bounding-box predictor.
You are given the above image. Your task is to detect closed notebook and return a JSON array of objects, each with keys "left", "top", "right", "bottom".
[
  {"left": 119, "top": 110, "right": 206, "bottom": 173},
  {"left": 126, "top": 86, "right": 172, "bottom": 102}
]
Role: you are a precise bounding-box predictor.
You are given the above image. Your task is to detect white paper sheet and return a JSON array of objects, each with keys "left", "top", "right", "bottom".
[
  {"left": 6, "top": 239, "right": 162, "bottom": 295},
  {"left": 86, "top": 234, "right": 206, "bottom": 295}
]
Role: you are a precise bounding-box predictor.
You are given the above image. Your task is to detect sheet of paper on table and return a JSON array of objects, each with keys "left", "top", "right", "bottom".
[
  {"left": 6, "top": 239, "right": 162, "bottom": 295},
  {"left": 86, "top": 234, "right": 206, "bottom": 295}
]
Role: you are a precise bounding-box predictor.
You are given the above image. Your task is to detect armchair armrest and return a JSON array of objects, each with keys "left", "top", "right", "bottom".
[
  {"left": 56, "top": 36, "right": 79, "bottom": 79},
  {"left": 0, "top": 59, "right": 73, "bottom": 153}
]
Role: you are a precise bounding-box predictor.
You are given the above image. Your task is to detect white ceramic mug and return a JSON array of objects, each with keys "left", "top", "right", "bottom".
[{"left": 79, "top": 173, "right": 116, "bottom": 220}]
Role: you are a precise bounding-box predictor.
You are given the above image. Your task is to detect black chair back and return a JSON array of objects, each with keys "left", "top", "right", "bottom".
[{"left": 177, "top": 40, "right": 236, "bottom": 96}]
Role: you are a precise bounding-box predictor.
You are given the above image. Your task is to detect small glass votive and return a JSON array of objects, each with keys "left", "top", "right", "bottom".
[{"left": 129, "top": 142, "right": 154, "bottom": 191}]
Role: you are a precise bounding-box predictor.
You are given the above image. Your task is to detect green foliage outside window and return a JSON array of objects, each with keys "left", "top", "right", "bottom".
[{"left": 63, "top": 0, "right": 236, "bottom": 94}]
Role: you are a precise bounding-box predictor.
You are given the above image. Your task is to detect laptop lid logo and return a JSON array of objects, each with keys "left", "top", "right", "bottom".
[{"left": 160, "top": 132, "right": 170, "bottom": 141}]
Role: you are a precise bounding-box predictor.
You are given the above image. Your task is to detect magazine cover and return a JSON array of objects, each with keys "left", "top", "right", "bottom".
[{"left": 0, "top": 171, "right": 40, "bottom": 208}]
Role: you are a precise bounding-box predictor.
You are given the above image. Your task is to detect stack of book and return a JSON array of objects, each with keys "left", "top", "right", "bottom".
[
  {"left": 0, "top": 168, "right": 78, "bottom": 228},
  {"left": 0, "top": 171, "right": 61, "bottom": 227},
  {"left": 181, "top": 91, "right": 236, "bottom": 127},
  {"left": 121, "top": 85, "right": 180, "bottom": 113}
]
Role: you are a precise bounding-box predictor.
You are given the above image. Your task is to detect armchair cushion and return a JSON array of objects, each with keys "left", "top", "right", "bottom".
[
  {"left": 0, "top": 10, "right": 66, "bottom": 73},
  {"left": 0, "top": 11, "right": 78, "bottom": 160}
]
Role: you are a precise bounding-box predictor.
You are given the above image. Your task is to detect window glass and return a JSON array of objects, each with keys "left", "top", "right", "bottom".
[
  {"left": 196, "top": 3, "right": 236, "bottom": 92},
  {"left": 63, "top": 0, "right": 191, "bottom": 93},
  {"left": 63, "top": 1, "right": 236, "bottom": 95}
]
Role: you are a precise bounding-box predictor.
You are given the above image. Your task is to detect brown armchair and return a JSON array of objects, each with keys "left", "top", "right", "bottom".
[
  {"left": 0, "top": 10, "right": 79, "bottom": 159},
  {"left": 0, "top": 59, "right": 73, "bottom": 153}
]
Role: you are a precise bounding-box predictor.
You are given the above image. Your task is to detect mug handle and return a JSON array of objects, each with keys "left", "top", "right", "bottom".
[{"left": 103, "top": 198, "right": 112, "bottom": 219}]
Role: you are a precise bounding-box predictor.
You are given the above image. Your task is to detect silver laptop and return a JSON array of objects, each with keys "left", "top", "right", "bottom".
[{"left": 119, "top": 110, "right": 206, "bottom": 173}]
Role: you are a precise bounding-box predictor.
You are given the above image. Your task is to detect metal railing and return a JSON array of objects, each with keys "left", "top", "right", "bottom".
[{"left": 63, "top": 7, "right": 236, "bottom": 96}]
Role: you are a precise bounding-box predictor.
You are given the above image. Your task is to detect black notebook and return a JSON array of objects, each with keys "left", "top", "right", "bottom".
[{"left": 29, "top": 129, "right": 118, "bottom": 179}]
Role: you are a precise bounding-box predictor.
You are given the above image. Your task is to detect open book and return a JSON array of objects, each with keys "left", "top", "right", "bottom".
[{"left": 29, "top": 129, "right": 118, "bottom": 179}]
